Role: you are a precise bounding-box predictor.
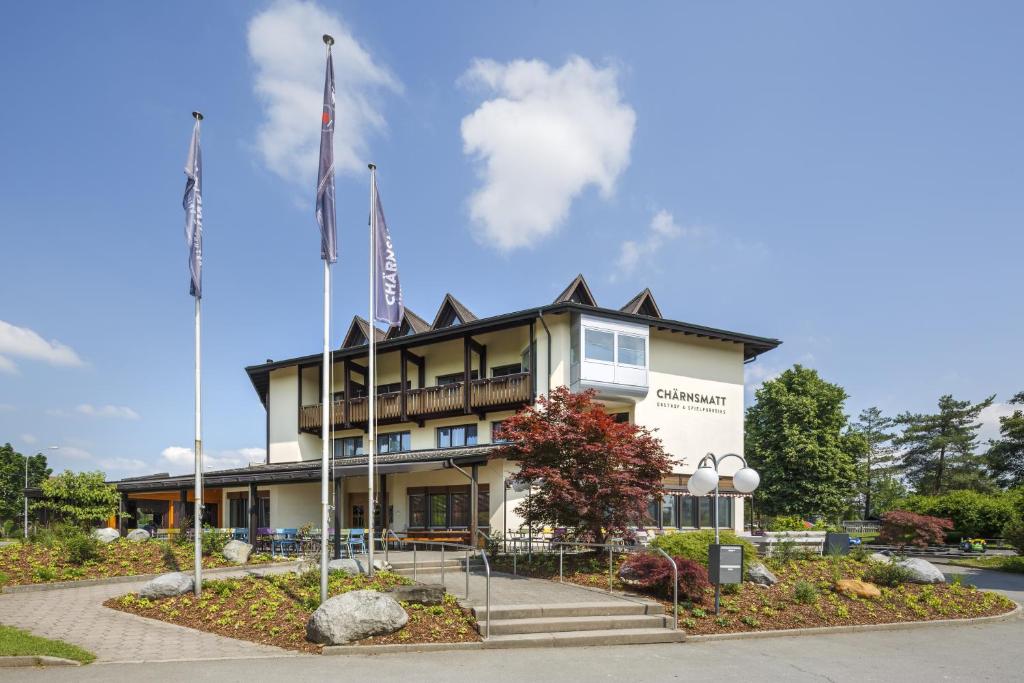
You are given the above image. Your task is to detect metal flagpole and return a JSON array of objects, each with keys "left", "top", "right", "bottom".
[
  {"left": 192, "top": 111, "right": 203, "bottom": 599},
  {"left": 319, "top": 36, "right": 334, "bottom": 607},
  {"left": 367, "top": 163, "right": 377, "bottom": 577}
]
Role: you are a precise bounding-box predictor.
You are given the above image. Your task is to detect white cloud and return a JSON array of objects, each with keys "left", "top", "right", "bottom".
[
  {"left": 247, "top": 0, "right": 400, "bottom": 185},
  {"left": 98, "top": 457, "right": 148, "bottom": 472},
  {"left": 979, "top": 402, "right": 1019, "bottom": 444},
  {"left": 58, "top": 446, "right": 93, "bottom": 461},
  {"left": 75, "top": 404, "right": 141, "bottom": 420},
  {"left": 744, "top": 363, "right": 781, "bottom": 400},
  {"left": 0, "top": 320, "right": 84, "bottom": 373},
  {"left": 614, "top": 209, "right": 704, "bottom": 280},
  {"left": 460, "top": 56, "right": 636, "bottom": 250},
  {"left": 161, "top": 446, "right": 266, "bottom": 473},
  {"left": 20, "top": 434, "right": 37, "bottom": 445}
]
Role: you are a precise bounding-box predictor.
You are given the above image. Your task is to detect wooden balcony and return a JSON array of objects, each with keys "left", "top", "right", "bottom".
[{"left": 299, "top": 372, "right": 532, "bottom": 433}]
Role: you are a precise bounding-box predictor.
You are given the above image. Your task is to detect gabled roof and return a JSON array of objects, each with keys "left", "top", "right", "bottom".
[
  {"left": 620, "top": 288, "right": 663, "bottom": 318},
  {"left": 385, "top": 308, "right": 432, "bottom": 340},
  {"left": 553, "top": 274, "right": 597, "bottom": 307},
  {"left": 431, "top": 294, "right": 478, "bottom": 329},
  {"left": 341, "top": 316, "right": 384, "bottom": 349}
]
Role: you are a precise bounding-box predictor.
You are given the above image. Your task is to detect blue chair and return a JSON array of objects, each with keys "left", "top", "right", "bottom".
[
  {"left": 272, "top": 528, "right": 300, "bottom": 556},
  {"left": 347, "top": 528, "right": 367, "bottom": 555},
  {"left": 232, "top": 527, "right": 248, "bottom": 542}
]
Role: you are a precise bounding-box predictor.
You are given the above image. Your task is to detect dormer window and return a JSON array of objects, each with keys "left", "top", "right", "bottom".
[{"left": 571, "top": 313, "right": 649, "bottom": 401}]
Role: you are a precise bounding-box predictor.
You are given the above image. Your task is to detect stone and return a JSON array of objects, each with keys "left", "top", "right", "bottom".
[
  {"left": 326, "top": 558, "right": 393, "bottom": 575},
  {"left": 385, "top": 583, "right": 446, "bottom": 606},
  {"left": 222, "top": 540, "right": 253, "bottom": 564},
  {"left": 306, "top": 590, "right": 408, "bottom": 645},
  {"left": 896, "top": 557, "right": 946, "bottom": 584},
  {"left": 139, "top": 572, "right": 194, "bottom": 599},
  {"left": 294, "top": 559, "right": 316, "bottom": 575},
  {"left": 92, "top": 528, "right": 120, "bottom": 544},
  {"left": 126, "top": 529, "right": 151, "bottom": 542},
  {"left": 836, "top": 579, "right": 882, "bottom": 599},
  {"left": 747, "top": 562, "right": 778, "bottom": 586},
  {"left": 869, "top": 553, "right": 892, "bottom": 564}
]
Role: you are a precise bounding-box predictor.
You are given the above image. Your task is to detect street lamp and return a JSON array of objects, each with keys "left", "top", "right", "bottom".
[{"left": 686, "top": 452, "right": 759, "bottom": 613}]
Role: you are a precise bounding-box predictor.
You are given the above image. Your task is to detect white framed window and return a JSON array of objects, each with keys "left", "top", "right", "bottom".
[
  {"left": 584, "top": 328, "right": 615, "bottom": 362},
  {"left": 617, "top": 334, "right": 646, "bottom": 367}
]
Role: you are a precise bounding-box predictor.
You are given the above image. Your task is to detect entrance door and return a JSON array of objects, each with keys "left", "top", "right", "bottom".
[{"left": 349, "top": 494, "right": 367, "bottom": 529}]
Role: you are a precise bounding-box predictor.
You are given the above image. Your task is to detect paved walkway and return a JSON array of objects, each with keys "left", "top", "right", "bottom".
[{"left": 0, "top": 566, "right": 302, "bottom": 663}]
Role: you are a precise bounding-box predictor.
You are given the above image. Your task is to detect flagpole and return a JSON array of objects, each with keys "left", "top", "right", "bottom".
[
  {"left": 191, "top": 110, "right": 203, "bottom": 598},
  {"left": 367, "top": 163, "right": 377, "bottom": 577},
  {"left": 319, "top": 34, "right": 334, "bottom": 607}
]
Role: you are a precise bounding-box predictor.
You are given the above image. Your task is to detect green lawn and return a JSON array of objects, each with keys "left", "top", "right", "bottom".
[
  {"left": 0, "top": 624, "right": 95, "bottom": 663},
  {"left": 947, "top": 555, "right": 1024, "bottom": 574}
]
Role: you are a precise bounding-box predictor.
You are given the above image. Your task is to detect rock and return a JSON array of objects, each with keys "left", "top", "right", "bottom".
[
  {"left": 306, "top": 590, "right": 408, "bottom": 645},
  {"left": 747, "top": 562, "right": 778, "bottom": 586},
  {"left": 327, "top": 558, "right": 393, "bottom": 575},
  {"left": 294, "top": 559, "right": 316, "bottom": 575},
  {"left": 869, "top": 553, "right": 892, "bottom": 564},
  {"left": 126, "top": 529, "right": 151, "bottom": 542},
  {"left": 896, "top": 557, "right": 946, "bottom": 584},
  {"left": 222, "top": 540, "right": 253, "bottom": 564},
  {"left": 836, "top": 579, "right": 882, "bottom": 599},
  {"left": 92, "top": 528, "right": 120, "bottom": 544},
  {"left": 385, "top": 584, "right": 445, "bottom": 606},
  {"left": 139, "top": 572, "right": 194, "bottom": 599}
]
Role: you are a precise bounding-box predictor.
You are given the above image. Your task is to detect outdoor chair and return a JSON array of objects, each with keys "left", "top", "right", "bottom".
[
  {"left": 347, "top": 528, "right": 367, "bottom": 555},
  {"left": 271, "top": 528, "right": 300, "bottom": 556},
  {"left": 231, "top": 528, "right": 248, "bottom": 542}
]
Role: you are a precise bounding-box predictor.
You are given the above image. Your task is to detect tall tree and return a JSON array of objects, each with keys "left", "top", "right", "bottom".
[
  {"left": 34, "top": 470, "right": 120, "bottom": 527},
  {"left": 850, "top": 407, "right": 900, "bottom": 519},
  {"left": 0, "top": 443, "right": 51, "bottom": 525},
  {"left": 494, "top": 387, "right": 671, "bottom": 543},
  {"left": 745, "top": 365, "right": 862, "bottom": 520},
  {"left": 894, "top": 394, "right": 995, "bottom": 495},
  {"left": 987, "top": 391, "right": 1024, "bottom": 488}
]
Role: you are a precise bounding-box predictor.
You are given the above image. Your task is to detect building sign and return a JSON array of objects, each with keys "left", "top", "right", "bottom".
[{"left": 655, "top": 387, "right": 728, "bottom": 415}]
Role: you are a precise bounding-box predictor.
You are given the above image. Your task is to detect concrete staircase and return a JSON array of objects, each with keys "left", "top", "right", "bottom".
[{"left": 472, "top": 601, "right": 685, "bottom": 648}]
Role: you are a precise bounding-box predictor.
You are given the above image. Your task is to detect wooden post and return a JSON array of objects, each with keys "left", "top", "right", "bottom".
[
  {"left": 248, "top": 483, "right": 258, "bottom": 548},
  {"left": 463, "top": 336, "right": 471, "bottom": 413},
  {"left": 333, "top": 476, "right": 343, "bottom": 559},
  {"left": 470, "top": 464, "right": 479, "bottom": 548},
  {"left": 400, "top": 348, "right": 408, "bottom": 422},
  {"left": 179, "top": 489, "right": 188, "bottom": 528},
  {"left": 118, "top": 493, "right": 129, "bottom": 535},
  {"left": 343, "top": 359, "right": 351, "bottom": 428}
]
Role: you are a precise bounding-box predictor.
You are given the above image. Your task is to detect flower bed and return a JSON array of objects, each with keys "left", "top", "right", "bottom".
[
  {"left": 106, "top": 571, "right": 480, "bottom": 652},
  {"left": 0, "top": 539, "right": 279, "bottom": 586}
]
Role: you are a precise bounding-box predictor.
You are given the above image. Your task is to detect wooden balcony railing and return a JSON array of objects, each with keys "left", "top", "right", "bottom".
[{"left": 299, "top": 372, "right": 532, "bottom": 432}]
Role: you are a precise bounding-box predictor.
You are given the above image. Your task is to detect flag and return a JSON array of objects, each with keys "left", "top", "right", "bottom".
[
  {"left": 373, "top": 182, "right": 403, "bottom": 326},
  {"left": 315, "top": 49, "right": 337, "bottom": 263},
  {"left": 183, "top": 119, "right": 203, "bottom": 298}
]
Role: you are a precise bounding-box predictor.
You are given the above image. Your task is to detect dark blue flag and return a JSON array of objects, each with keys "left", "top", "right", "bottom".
[
  {"left": 373, "top": 180, "right": 403, "bottom": 326},
  {"left": 315, "top": 49, "right": 337, "bottom": 263},
  {"left": 183, "top": 118, "right": 203, "bottom": 298}
]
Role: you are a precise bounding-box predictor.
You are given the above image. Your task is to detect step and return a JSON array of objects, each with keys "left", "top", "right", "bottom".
[
  {"left": 472, "top": 601, "right": 663, "bottom": 620},
  {"left": 480, "top": 614, "right": 671, "bottom": 635},
  {"left": 480, "top": 628, "right": 685, "bottom": 648}
]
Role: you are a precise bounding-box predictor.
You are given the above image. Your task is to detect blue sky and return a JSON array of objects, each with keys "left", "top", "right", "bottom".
[{"left": 1, "top": 1, "right": 1021, "bottom": 478}]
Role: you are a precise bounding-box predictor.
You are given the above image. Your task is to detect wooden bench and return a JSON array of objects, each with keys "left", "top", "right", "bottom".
[{"left": 403, "top": 531, "right": 471, "bottom": 546}]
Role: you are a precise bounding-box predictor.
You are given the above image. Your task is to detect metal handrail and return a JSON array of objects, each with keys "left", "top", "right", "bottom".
[
  {"left": 399, "top": 538, "right": 493, "bottom": 639},
  {"left": 650, "top": 546, "right": 678, "bottom": 630},
  {"left": 383, "top": 528, "right": 402, "bottom": 565}
]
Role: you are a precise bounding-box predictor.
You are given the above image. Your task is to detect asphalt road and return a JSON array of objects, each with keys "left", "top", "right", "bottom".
[{"left": 6, "top": 561, "right": 1021, "bottom": 683}]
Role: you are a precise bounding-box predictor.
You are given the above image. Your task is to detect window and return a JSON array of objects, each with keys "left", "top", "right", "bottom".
[
  {"left": 429, "top": 494, "right": 448, "bottom": 528},
  {"left": 437, "top": 424, "right": 478, "bottom": 448},
  {"left": 436, "top": 370, "right": 479, "bottom": 386},
  {"left": 228, "top": 494, "right": 269, "bottom": 528},
  {"left": 698, "top": 497, "right": 714, "bottom": 528},
  {"left": 717, "top": 497, "right": 733, "bottom": 529},
  {"left": 351, "top": 504, "right": 365, "bottom": 528},
  {"left": 333, "top": 437, "right": 364, "bottom": 458},
  {"left": 450, "top": 492, "right": 470, "bottom": 527},
  {"left": 584, "top": 328, "right": 615, "bottom": 362},
  {"left": 646, "top": 498, "right": 659, "bottom": 526},
  {"left": 491, "top": 363, "right": 522, "bottom": 378},
  {"left": 408, "top": 486, "right": 490, "bottom": 529},
  {"left": 520, "top": 345, "right": 532, "bottom": 373},
  {"left": 679, "top": 497, "right": 696, "bottom": 527},
  {"left": 617, "top": 334, "right": 646, "bottom": 366},
  {"left": 660, "top": 496, "right": 677, "bottom": 528},
  {"left": 491, "top": 420, "right": 510, "bottom": 443},
  {"left": 611, "top": 412, "right": 630, "bottom": 424},
  {"left": 408, "top": 493, "right": 426, "bottom": 528},
  {"left": 377, "top": 431, "right": 411, "bottom": 453},
  {"left": 376, "top": 381, "right": 410, "bottom": 395}
]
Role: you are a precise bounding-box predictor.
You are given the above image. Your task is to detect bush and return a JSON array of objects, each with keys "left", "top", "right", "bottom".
[
  {"left": 619, "top": 552, "right": 710, "bottom": 602},
  {"left": 903, "top": 490, "right": 1014, "bottom": 540},
  {"left": 200, "top": 526, "right": 229, "bottom": 557},
  {"left": 1003, "top": 519, "right": 1024, "bottom": 555},
  {"left": 63, "top": 528, "right": 101, "bottom": 565},
  {"left": 768, "top": 515, "right": 809, "bottom": 532},
  {"left": 862, "top": 561, "right": 916, "bottom": 587},
  {"left": 878, "top": 510, "right": 953, "bottom": 549},
  {"left": 650, "top": 530, "right": 758, "bottom": 573},
  {"left": 793, "top": 579, "right": 818, "bottom": 604}
]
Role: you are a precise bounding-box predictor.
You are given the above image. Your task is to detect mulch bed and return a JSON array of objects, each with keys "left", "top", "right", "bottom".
[
  {"left": 105, "top": 571, "right": 480, "bottom": 652},
  {"left": 0, "top": 539, "right": 279, "bottom": 586}
]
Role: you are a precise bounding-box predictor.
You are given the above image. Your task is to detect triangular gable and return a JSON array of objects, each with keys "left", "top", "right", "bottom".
[
  {"left": 431, "top": 294, "right": 478, "bottom": 329},
  {"left": 620, "top": 288, "right": 663, "bottom": 318},
  {"left": 385, "top": 308, "right": 432, "bottom": 340},
  {"left": 553, "top": 274, "right": 597, "bottom": 307},
  {"left": 341, "top": 316, "right": 384, "bottom": 348}
]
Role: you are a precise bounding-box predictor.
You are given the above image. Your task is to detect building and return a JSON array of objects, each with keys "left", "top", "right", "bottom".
[{"left": 114, "top": 274, "right": 780, "bottom": 544}]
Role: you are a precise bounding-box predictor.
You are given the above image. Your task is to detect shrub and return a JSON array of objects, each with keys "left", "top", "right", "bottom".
[
  {"left": 903, "top": 490, "right": 1014, "bottom": 540},
  {"left": 862, "top": 561, "right": 916, "bottom": 587},
  {"left": 1000, "top": 556, "right": 1024, "bottom": 573},
  {"left": 619, "top": 552, "right": 711, "bottom": 602},
  {"left": 63, "top": 528, "right": 101, "bottom": 565},
  {"left": 770, "top": 538, "right": 811, "bottom": 565},
  {"left": 650, "top": 530, "right": 758, "bottom": 573},
  {"left": 200, "top": 526, "right": 229, "bottom": 557},
  {"left": 768, "top": 515, "right": 809, "bottom": 532},
  {"left": 1002, "top": 519, "right": 1024, "bottom": 555},
  {"left": 878, "top": 510, "right": 953, "bottom": 549},
  {"left": 793, "top": 579, "right": 818, "bottom": 604}
]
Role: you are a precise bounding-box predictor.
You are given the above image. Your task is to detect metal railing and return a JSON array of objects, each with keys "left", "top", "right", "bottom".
[{"left": 398, "top": 538, "right": 492, "bottom": 639}]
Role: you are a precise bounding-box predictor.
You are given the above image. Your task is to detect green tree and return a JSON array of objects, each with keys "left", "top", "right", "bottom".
[
  {"left": 0, "top": 443, "right": 51, "bottom": 526},
  {"left": 987, "top": 392, "right": 1024, "bottom": 488},
  {"left": 870, "top": 473, "right": 908, "bottom": 516},
  {"left": 745, "top": 365, "right": 861, "bottom": 520},
  {"left": 34, "top": 470, "right": 119, "bottom": 527},
  {"left": 850, "top": 407, "right": 900, "bottom": 519},
  {"left": 894, "top": 394, "right": 995, "bottom": 494}
]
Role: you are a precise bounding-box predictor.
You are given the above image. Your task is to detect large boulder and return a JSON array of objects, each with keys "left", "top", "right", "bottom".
[
  {"left": 92, "top": 528, "right": 120, "bottom": 544},
  {"left": 126, "top": 529, "right": 151, "bottom": 542},
  {"left": 139, "top": 572, "right": 194, "bottom": 599},
  {"left": 327, "top": 558, "right": 393, "bottom": 575},
  {"left": 836, "top": 579, "right": 881, "bottom": 599},
  {"left": 222, "top": 540, "right": 253, "bottom": 564},
  {"left": 385, "top": 583, "right": 445, "bottom": 606},
  {"left": 747, "top": 562, "right": 778, "bottom": 586},
  {"left": 896, "top": 557, "right": 946, "bottom": 584},
  {"left": 869, "top": 553, "right": 892, "bottom": 564},
  {"left": 306, "top": 590, "right": 408, "bottom": 645}
]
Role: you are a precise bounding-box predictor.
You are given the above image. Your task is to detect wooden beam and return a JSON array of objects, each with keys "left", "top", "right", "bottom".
[
  {"left": 463, "top": 337, "right": 471, "bottom": 414},
  {"left": 529, "top": 321, "right": 537, "bottom": 401},
  {"left": 400, "top": 348, "right": 408, "bottom": 422},
  {"left": 343, "top": 359, "right": 351, "bottom": 428},
  {"left": 470, "top": 464, "right": 479, "bottom": 548},
  {"left": 248, "top": 483, "right": 258, "bottom": 548}
]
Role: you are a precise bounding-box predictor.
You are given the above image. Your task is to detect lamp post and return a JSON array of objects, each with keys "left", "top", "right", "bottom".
[{"left": 686, "top": 452, "right": 760, "bottom": 614}]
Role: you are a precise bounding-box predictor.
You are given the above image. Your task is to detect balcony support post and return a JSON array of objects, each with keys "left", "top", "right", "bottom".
[
  {"left": 343, "top": 359, "right": 352, "bottom": 428},
  {"left": 463, "top": 336, "right": 472, "bottom": 414},
  {"left": 248, "top": 483, "right": 258, "bottom": 551},
  {"left": 400, "top": 348, "right": 408, "bottom": 422}
]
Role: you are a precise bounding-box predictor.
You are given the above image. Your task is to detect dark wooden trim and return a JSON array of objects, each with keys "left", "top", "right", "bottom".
[
  {"left": 528, "top": 320, "right": 536, "bottom": 399},
  {"left": 470, "top": 463, "right": 479, "bottom": 547},
  {"left": 342, "top": 359, "right": 351, "bottom": 428},
  {"left": 297, "top": 363, "right": 304, "bottom": 433},
  {"left": 463, "top": 337, "right": 471, "bottom": 414},
  {"left": 399, "top": 348, "right": 408, "bottom": 422},
  {"left": 248, "top": 483, "right": 258, "bottom": 546}
]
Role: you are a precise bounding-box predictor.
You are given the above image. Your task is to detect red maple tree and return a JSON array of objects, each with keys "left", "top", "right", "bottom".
[{"left": 493, "top": 387, "right": 671, "bottom": 543}]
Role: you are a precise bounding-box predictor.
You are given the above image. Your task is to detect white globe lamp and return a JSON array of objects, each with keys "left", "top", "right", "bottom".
[
  {"left": 733, "top": 467, "right": 760, "bottom": 494},
  {"left": 687, "top": 465, "right": 719, "bottom": 497}
]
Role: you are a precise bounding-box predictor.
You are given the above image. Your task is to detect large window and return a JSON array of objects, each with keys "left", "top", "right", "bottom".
[
  {"left": 227, "top": 493, "right": 269, "bottom": 528},
  {"left": 491, "top": 420, "right": 510, "bottom": 443},
  {"left": 437, "top": 424, "right": 478, "bottom": 448},
  {"left": 377, "top": 381, "right": 410, "bottom": 395},
  {"left": 436, "top": 370, "right": 479, "bottom": 386},
  {"left": 408, "top": 486, "right": 490, "bottom": 529},
  {"left": 429, "top": 494, "right": 448, "bottom": 528},
  {"left": 333, "top": 437, "right": 364, "bottom": 458},
  {"left": 617, "top": 334, "right": 646, "bottom": 367},
  {"left": 584, "top": 328, "right": 615, "bottom": 362},
  {"left": 377, "top": 431, "right": 411, "bottom": 453},
  {"left": 408, "top": 493, "right": 426, "bottom": 528},
  {"left": 645, "top": 494, "right": 734, "bottom": 530},
  {"left": 660, "top": 496, "right": 677, "bottom": 528},
  {"left": 491, "top": 363, "right": 522, "bottom": 378}
]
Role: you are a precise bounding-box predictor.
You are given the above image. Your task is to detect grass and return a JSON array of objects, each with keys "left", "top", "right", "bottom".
[
  {"left": 0, "top": 624, "right": 95, "bottom": 663},
  {"left": 947, "top": 555, "right": 1024, "bottom": 574}
]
